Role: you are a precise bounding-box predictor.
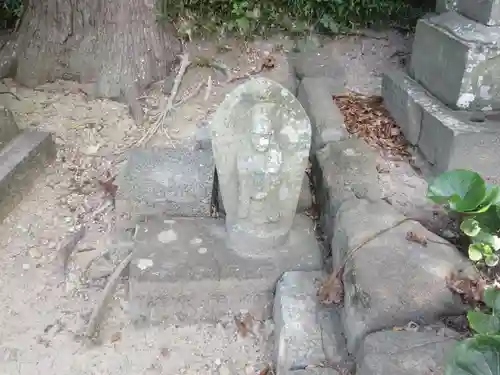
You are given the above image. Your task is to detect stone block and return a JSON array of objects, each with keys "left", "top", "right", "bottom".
[
  {"left": 297, "top": 77, "right": 349, "bottom": 153},
  {"left": 357, "top": 331, "right": 457, "bottom": 375},
  {"left": 331, "top": 199, "right": 472, "bottom": 354},
  {"left": 274, "top": 271, "right": 345, "bottom": 375},
  {"left": 410, "top": 12, "right": 500, "bottom": 111},
  {"left": 289, "top": 48, "right": 347, "bottom": 82},
  {"left": 384, "top": 69, "right": 500, "bottom": 178},
  {"left": 286, "top": 369, "right": 340, "bottom": 375},
  {"left": 116, "top": 147, "right": 214, "bottom": 218},
  {"left": 260, "top": 53, "right": 297, "bottom": 95},
  {"left": 0, "top": 130, "right": 56, "bottom": 222},
  {"left": 128, "top": 214, "right": 322, "bottom": 325},
  {"left": 314, "top": 138, "right": 381, "bottom": 248},
  {"left": 382, "top": 70, "right": 424, "bottom": 145},
  {"left": 436, "top": 0, "right": 458, "bottom": 12},
  {"left": 0, "top": 105, "right": 19, "bottom": 150},
  {"left": 457, "top": 0, "right": 500, "bottom": 26}
]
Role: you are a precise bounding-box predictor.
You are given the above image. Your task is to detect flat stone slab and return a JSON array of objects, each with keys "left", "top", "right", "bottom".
[
  {"left": 457, "top": 0, "right": 500, "bottom": 26},
  {"left": 313, "top": 138, "right": 381, "bottom": 248},
  {"left": 0, "top": 130, "right": 56, "bottom": 222},
  {"left": 274, "top": 271, "right": 346, "bottom": 375},
  {"left": 116, "top": 147, "right": 214, "bottom": 218},
  {"left": 357, "top": 331, "right": 457, "bottom": 375},
  {"left": 0, "top": 105, "right": 19, "bottom": 150},
  {"left": 128, "top": 213, "right": 322, "bottom": 325},
  {"left": 382, "top": 69, "right": 500, "bottom": 178},
  {"left": 331, "top": 199, "right": 472, "bottom": 354},
  {"left": 410, "top": 12, "right": 500, "bottom": 111},
  {"left": 297, "top": 77, "right": 349, "bottom": 153},
  {"left": 289, "top": 47, "right": 347, "bottom": 83}
]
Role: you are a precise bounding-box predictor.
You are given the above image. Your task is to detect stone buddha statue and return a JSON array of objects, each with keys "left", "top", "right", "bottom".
[{"left": 210, "top": 77, "right": 312, "bottom": 256}]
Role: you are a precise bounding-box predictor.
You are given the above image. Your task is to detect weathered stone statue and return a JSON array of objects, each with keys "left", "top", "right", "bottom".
[{"left": 211, "top": 77, "right": 311, "bottom": 255}]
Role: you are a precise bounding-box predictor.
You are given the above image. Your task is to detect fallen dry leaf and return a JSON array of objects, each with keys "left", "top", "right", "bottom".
[
  {"left": 446, "top": 272, "right": 487, "bottom": 305},
  {"left": 234, "top": 312, "right": 254, "bottom": 337},
  {"left": 259, "top": 364, "right": 274, "bottom": 375},
  {"left": 333, "top": 93, "right": 409, "bottom": 158},
  {"left": 98, "top": 172, "right": 118, "bottom": 207},
  {"left": 406, "top": 231, "right": 428, "bottom": 247},
  {"left": 110, "top": 331, "right": 121, "bottom": 343},
  {"left": 318, "top": 269, "right": 344, "bottom": 305}
]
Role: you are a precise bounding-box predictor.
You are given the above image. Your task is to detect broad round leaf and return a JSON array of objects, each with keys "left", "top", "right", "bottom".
[
  {"left": 462, "top": 218, "right": 481, "bottom": 237},
  {"left": 445, "top": 335, "right": 500, "bottom": 375},
  {"left": 484, "top": 287, "right": 500, "bottom": 311},
  {"left": 473, "top": 232, "right": 500, "bottom": 251},
  {"left": 468, "top": 311, "right": 500, "bottom": 335},
  {"left": 427, "top": 170, "right": 486, "bottom": 213},
  {"left": 485, "top": 254, "right": 499, "bottom": 267},
  {"left": 469, "top": 244, "right": 484, "bottom": 262},
  {"left": 476, "top": 206, "right": 500, "bottom": 233}
]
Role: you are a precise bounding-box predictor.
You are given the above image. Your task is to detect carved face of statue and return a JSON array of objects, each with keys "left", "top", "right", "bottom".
[{"left": 251, "top": 120, "right": 273, "bottom": 153}]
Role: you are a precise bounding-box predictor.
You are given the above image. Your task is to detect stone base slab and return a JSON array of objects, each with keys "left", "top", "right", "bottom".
[
  {"left": 357, "top": 330, "right": 457, "bottom": 375},
  {"left": 0, "top": 130, "right": 56, "bottom": 222},
  {"left": 127, "top": 214, "right": 322, "bottom": 325},
  {"left": 410, "top": 11, "right": 500, "bottom": 111},
  {"left": 116, "top": 146, "right": 215, "bottom": 218},
  {"left": 457, "top": 0, "right": 500, "bottom": 26},
  {"left": 383, "top": 69, "right": 500, "bottom": 179}
]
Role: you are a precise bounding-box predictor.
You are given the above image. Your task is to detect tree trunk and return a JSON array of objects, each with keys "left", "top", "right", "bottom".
[{"left": 7, "top": 0, "right": 181, "bottom": 123}]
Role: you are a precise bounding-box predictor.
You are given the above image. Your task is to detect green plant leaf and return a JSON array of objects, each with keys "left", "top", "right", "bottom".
[
  {"left": 462, "top": 218, "right": 482, "bottom": 237},
  {"left": 476, "top": 206, "right": 500, "bottom": 233},
  {"left": 468, "top": 311, "right": 500, "bottom": 335},
  {"left": 485, "top": 254, "right": 500, "bottom": 267},
  {"left": 445, "top": 335, "right": 500, "bottom": 375},
  {"left": 427, "top": 170, "right": 487, "bottom": 213},
  {"left": 473, "top": 233, "right": 500, "bottom": 251},
  {"left": 484, "top": 287, "right": 500, "bottom": 311},
  {"left": 469, "top": 244, "right": 485, "bottom": 262}
]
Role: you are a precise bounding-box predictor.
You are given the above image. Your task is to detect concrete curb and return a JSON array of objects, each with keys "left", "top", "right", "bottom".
[{"left": 0, "top": 129, "right": 56, "bottom": 222}]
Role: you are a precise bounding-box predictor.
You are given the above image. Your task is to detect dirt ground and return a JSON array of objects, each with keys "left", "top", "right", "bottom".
[{"left": 0, "top": 32, "right": 441, "bottom": 374}]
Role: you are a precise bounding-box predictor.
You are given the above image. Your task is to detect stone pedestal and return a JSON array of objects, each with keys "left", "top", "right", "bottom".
[
  {"left": 383, "top": 3, "right": 500, "bottom": 178},
  {"left": 127, "top": 214, "right": 322, "bottom": 325}
]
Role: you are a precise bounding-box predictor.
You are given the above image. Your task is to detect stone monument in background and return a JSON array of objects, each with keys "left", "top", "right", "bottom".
[
  {"left": 211, "top": 77, "right": 311, "bottom": 255},
  {"left": 382, "top": 0, "right": 500, "bottom": 179}
]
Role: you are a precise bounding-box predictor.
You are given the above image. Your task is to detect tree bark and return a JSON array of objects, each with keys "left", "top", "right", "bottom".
[{"left": 5, "top": 0, "right": 181, "bottom": 123}]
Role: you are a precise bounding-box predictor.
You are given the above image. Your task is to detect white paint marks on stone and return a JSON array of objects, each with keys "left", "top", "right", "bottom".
[
  {"left": 163, "top": 219, "right": 176, "bottom": 224},
  {"left": 198, "top": 247, "right": 208, "bottom": 254},
  {"left": 190, "top": 237, "right": 203, "bottom": 245},
  {"left": 457, "top": 93, "right": 475, "bottom": 108},
  {"left": 158, "top": 229, "right": 178, "bottom": 243},
  {"left": 279, "top": 185, "right": 289, "bottom": 200},
  {"left": 137, "top": 258, "right": 154, "bottom": 270},
  {"left": 344, "top": 148, "right": 359, "bottom": 156}
]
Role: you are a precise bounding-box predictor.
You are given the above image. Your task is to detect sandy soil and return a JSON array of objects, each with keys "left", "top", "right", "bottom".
[{"left": 0, "top": 32, "right": 437, "bottom": 375}]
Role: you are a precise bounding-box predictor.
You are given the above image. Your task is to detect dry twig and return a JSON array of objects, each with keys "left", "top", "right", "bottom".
[
  {"left": 85, "top": 251, "right": 134, "bottom": 341},
  {"left": 318, "top": 218, "right": 412, "bottom": 305}
]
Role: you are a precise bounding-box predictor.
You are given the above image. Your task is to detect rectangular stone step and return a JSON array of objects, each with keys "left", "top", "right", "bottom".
[
  {"left": 410, "top": 11, "right": 500, "bottom": 111},
  {"left": 274, "top": 271, "right": 346, "bottom": 375},
  {"left": 116, "top": 146, "right": 215, "bottom": 219},
  {"left": 356, "top": 330, "right": 457, "bottom": 375},
  {"left": 331, "top": 199, "right": 473, "bottom": 354},
  {"left": 0, "top": 130, "right": 56, "bottom": 222},
  {"left": 0, "top": 105, "right": 19, "bottom": 150},
  {"left": 457, "top": 0, "right": 500, "bottom": 26},
  {"left": 127, "top": 213, "right": 322, "bottom": 325},
  {"left": 382, "top": 69, "right": 500, "bottom": 179}
]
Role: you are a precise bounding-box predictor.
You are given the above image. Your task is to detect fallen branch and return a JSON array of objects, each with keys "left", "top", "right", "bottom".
[
  {"left": 84, "top": 251, "right": 134, "bottom": 341},
  {"left": 58, "top": 226, "right": 86, "bottom": 276},
  {"left": 318, "top": 217, "right": 412, "bottom": 305},
  {"left": 137, "top": 52, "right": 192, "bottom": 146}
]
